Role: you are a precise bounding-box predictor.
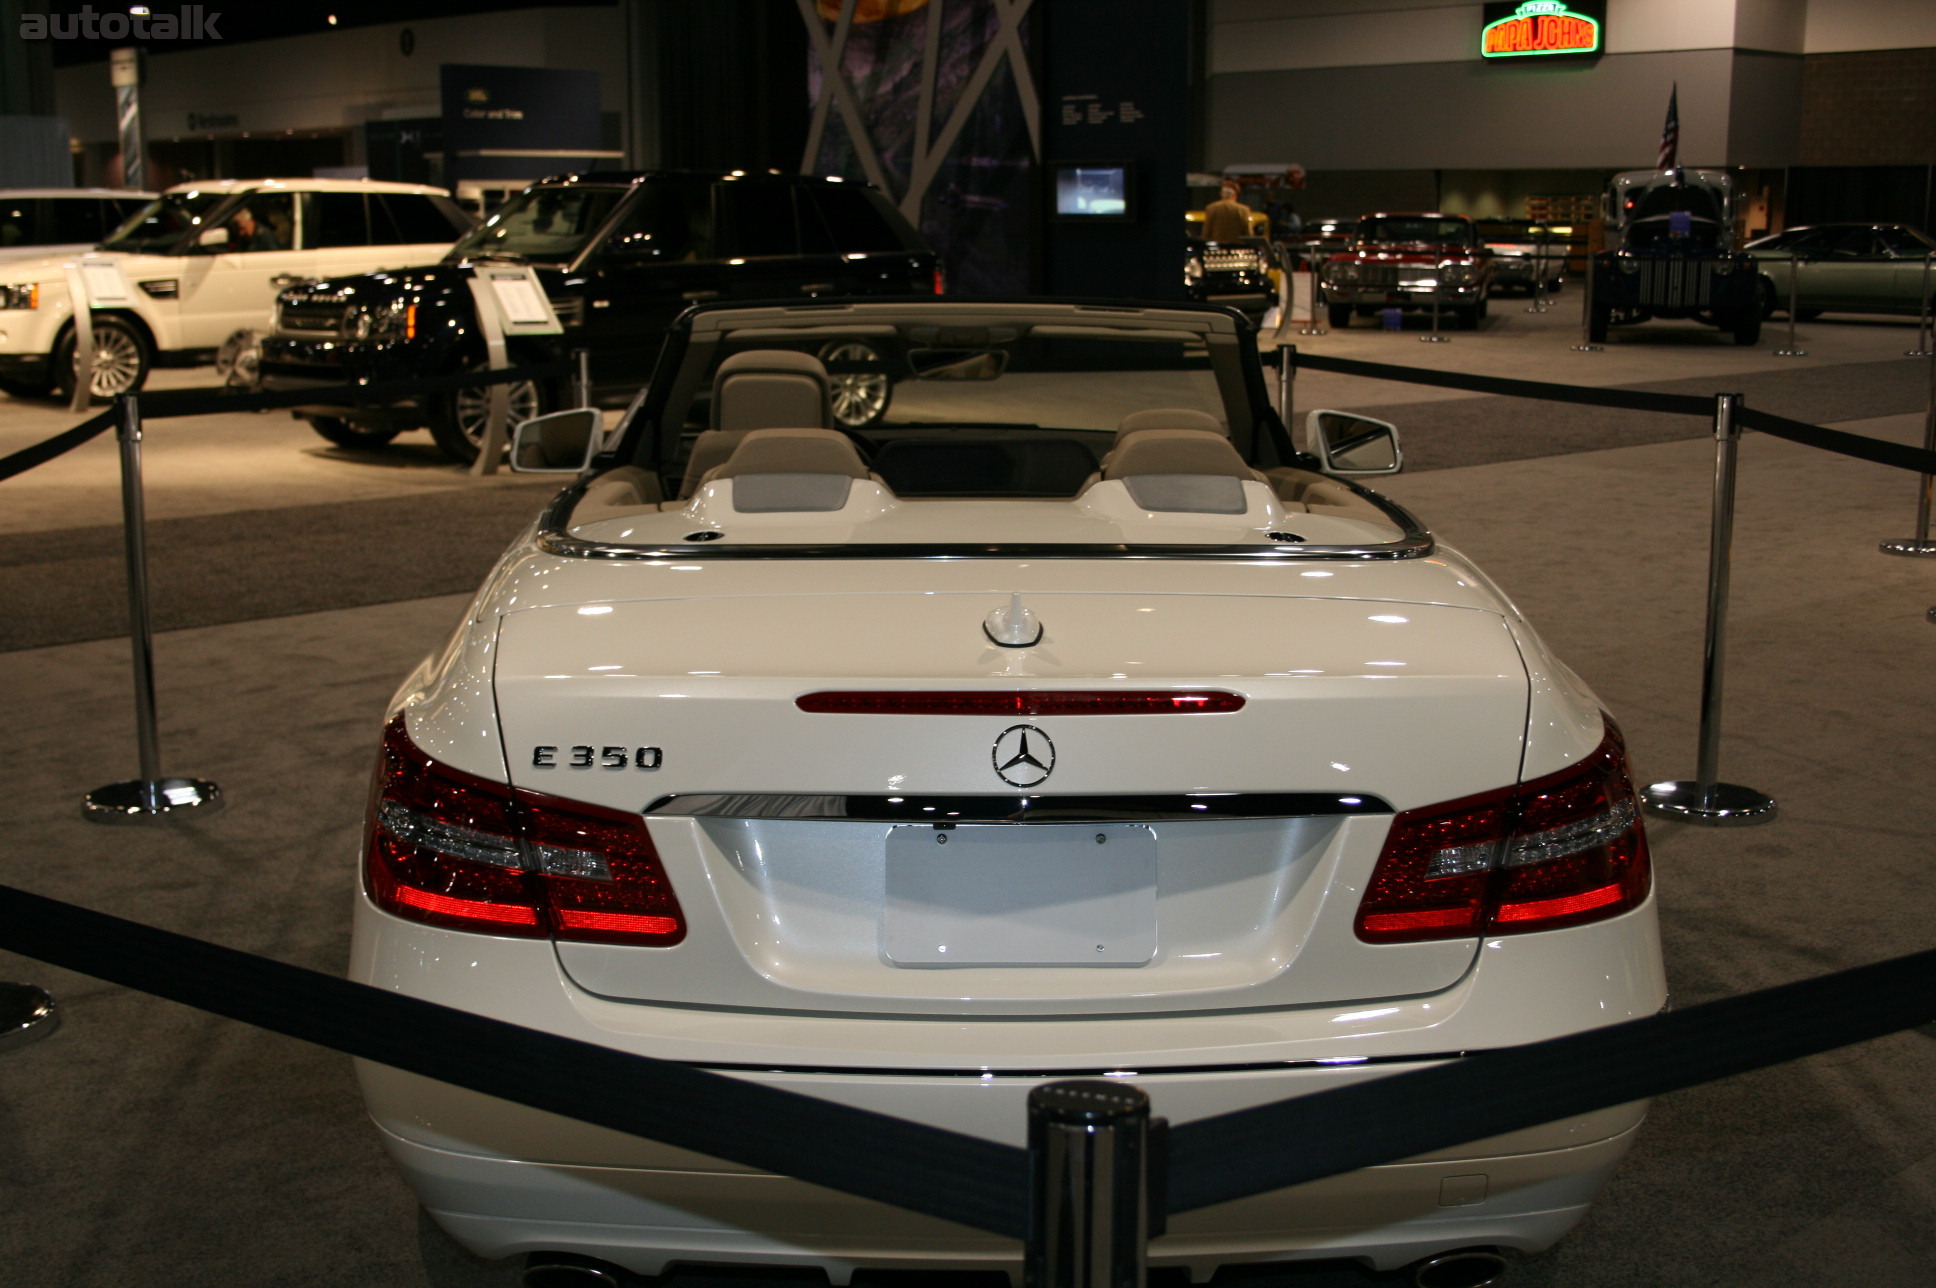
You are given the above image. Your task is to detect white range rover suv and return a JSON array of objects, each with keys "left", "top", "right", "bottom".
[{"left": 0, "top": 177, "right": 470, "bottom": 401}]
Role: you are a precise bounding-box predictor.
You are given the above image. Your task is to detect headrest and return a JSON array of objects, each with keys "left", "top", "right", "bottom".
[
  {"left": 710, "top": 428, "right": 872, "bottom": 481},
  {"left": 1103, "top": 429, "right": 1255, "bottom": 480},
  {"left": 1113, "top": 408, "right": 1228, "bottom": 449},
  {"left": 712, "top": 350, "right": 831, "bottom": 431},
  {"left": 703, "top": 428, "right": 873, "bottom": 514},
  {"left": 1102, "top": 429, "right": 1257, "bottom": 515}
]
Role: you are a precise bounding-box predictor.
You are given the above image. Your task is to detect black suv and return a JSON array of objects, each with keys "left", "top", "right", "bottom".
[{"left": 259, "top": 171, "right": 937, "bottom": 461}]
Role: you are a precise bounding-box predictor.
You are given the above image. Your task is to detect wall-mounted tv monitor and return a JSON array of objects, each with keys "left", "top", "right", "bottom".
[{"left": 1053, "top": 162, "right": 1134, "bottom": 221}]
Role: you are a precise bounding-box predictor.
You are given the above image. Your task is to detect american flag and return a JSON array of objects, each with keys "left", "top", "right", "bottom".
[{"left": 1657, "top": 84, "right": 1679, "bottom": 170}]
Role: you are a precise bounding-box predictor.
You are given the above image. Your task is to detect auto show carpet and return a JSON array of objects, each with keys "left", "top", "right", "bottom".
[{"left": 3, "top": 417, "right": 1934, "bottom": 1288}]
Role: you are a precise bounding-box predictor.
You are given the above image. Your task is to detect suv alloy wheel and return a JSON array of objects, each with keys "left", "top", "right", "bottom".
[
  {"left": 430, "top": 370, "right": 545, "bottom": 464},
  {"left": 819, "top": 339, "right": 892, "bottom": 428},
  {"left": 54, "top": 316, "right": 150, "bottom": 402}
]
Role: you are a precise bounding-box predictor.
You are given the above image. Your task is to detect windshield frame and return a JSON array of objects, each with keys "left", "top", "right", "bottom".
[
  {"left": 99, "top": 189, "right": 244, "bottom": 255},
  {"left": 444, "top": 182, "right": 635, "bottom": 266}
]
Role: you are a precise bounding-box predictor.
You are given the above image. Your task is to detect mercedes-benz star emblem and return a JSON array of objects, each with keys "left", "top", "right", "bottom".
[{"left": 992, "top": 724, "right": 1055, "bottom": 788}]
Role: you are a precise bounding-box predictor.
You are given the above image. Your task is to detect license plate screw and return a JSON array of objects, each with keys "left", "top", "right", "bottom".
[{"left": 1095, "top": 833, "right": 1106, "bottom": 844}]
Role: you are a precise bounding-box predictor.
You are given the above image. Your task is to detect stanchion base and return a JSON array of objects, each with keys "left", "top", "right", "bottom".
[
  {"left": 1905, "top": 349, "right": 1931, "bottom": 357},
  {"left": 83, "top": 777, "right": 224, "bottom": 824},
  {"left": 1642, "top": 780, "right": 1777, "bottom": 826},
  {"left": 1772, "top": 348, "right": 1806, "bottom": 357},
  {"left": 1879, "top": 538, "right": 1936, "bottom": 557},
  {"left": 1570, "top": 344, "right": 1603, "bottom": 353},
  {"left": 0, "top": 983, "right": 60, "bottom": 1054},
  {"left": 1419, "top": 335, "right": 1450, "bottom": 343},
  {"left": 1523, "top": 305, "right": 1549, "bottom": 314},
  {"left": 1296, "top": 326, "right": 1328, "bottom": 336}
]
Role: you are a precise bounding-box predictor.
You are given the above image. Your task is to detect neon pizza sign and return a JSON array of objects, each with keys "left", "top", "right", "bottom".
[{"left": 1481, "top": 1, "right": 1604, "bottom": 59}]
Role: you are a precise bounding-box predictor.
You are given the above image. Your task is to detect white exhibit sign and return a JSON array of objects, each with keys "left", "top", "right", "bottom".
[
  {"left": 479, "top": 266, "right": 562, "bottom": 336},
  {"left": 78, "top": 259, "right": 133, "bottom": 307}
]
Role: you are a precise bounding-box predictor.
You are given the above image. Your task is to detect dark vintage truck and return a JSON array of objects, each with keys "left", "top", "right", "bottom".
[{"left": 1589, "top": 168, "right": 1760, "bottom": 345}]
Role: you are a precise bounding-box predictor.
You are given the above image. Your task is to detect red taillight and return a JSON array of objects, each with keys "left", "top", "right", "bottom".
[
  {"left": 932, "top": 266, "right": 945, "bottom": 296},
  {"left": 797, "top": 690, "right": 1243, "bottom": 716},
  {"left": 364, "top": 717, "right": 685, "bottom": 945},
  {"left": 1355, "top": 720, "right": 1650, "bottom": 943}
]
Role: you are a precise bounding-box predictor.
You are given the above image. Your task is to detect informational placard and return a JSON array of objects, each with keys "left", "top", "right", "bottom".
[
  {"left": 478, "top": 266, "right": 561, "bottom": 336},
  {"left": 78, "top": 259, "right": 133, "bottom": 307}
]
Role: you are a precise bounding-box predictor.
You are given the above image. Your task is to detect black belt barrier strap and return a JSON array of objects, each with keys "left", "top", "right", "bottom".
[
  {"left": 133, "top": 359, "right": 571, "bottom": 421},
  {"left": 6, "top": 877, "right": 1936, "bottom": 1231},
  {"left": 0, "top": 883, "right": 1033, "bottom": 1239},
  {"left": 1164, "top": 945, "right": 1936, "bottom": 1214},
  {"left": 1292, "top": 351, "right": 1716, "bottom": 417},
  {"left": 1736, "top": 405, "right": 1936, "bottom": 475},
  {"left": 0, "top": 408, "right": 117, "bottom": 483}
]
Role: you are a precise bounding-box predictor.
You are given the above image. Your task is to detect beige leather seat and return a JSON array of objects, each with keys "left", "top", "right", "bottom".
[
  {"left": 678, "top": 350, "right": 833, "bottom": 498},
  {"left": 1101, "top": 428, "right": 1266, "bottom": 514},
  {"left": 703, "top": 427, "right": 878, "bottom": 513}
]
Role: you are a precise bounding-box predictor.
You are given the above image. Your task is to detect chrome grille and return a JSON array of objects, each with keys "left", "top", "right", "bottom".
[
  {"left": 1356, "top": 264, "right": 1436, "bottom": 288},
  {"left": 1635, "top": 258, "right": 1715, "bottom": 308}
]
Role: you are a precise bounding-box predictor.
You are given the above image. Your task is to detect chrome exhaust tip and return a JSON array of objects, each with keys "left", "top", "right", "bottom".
[
  {"left": 522, "top": 1254, "right": 626, "bottom": 1288},
  {"left": 1413, "top": 1247, "right": 1511, "bottom": 1288}
]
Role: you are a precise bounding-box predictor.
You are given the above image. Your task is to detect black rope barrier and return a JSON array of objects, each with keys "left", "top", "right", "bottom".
[
  {"left": 1164, "top": 945, "right": 1936, "bottom": 1213},
  {"left": 1292, "top": 350, "right": 1936, "bottom": 477},
  {"left": 7, "top": 877, "right": 1936, "bottom": 1236},
  {"left": 0, "top": 882, "right": 1033, "bottom": 1240},
  {"left": 0, "top": 361, "right": 568, "bottom": 485},
  {"left": 1293, "top": 350, "right": 1715, "bottom": 416},
  {"left": 0, "top": 408, "right": 117, "bottom": 483}
]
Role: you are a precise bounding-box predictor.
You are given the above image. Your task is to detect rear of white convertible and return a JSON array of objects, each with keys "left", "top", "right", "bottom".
[{"left": 347, "top": 303, "right": 1664, "bottom": 1285}]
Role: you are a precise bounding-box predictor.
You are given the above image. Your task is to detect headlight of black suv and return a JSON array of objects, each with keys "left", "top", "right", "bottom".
[{"left": 343, "top": 299, "right": 413, "bottom": 342}]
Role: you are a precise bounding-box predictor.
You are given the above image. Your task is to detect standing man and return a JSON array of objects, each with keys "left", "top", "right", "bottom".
[{"left": 1202, "top": 181, "right": 1253, "bottom": 243}]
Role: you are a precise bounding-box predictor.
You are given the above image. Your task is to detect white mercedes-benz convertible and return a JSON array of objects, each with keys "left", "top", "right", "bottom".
[{"left": 351, "top": 299, "right": 1664, "bottom": 1286}]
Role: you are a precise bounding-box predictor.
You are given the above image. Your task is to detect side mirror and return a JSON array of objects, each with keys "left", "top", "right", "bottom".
[
  {"left": 197, "top": 226, "right": 231, "bottom": 249},
  {"left": 510, "top": 407, "right": 602, "bottom": 473},
  {"left": 1307, "top": 409, "right": 1403, "bottom": 475},
  {"left": 0, "top": 982, "right": 59, "bottom": 1054}
]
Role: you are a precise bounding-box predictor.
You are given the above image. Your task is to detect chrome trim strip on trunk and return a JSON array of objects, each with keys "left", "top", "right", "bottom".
[
  {"left": 645, "top": 792, "right": 1395, "bottom": 822},
  {"left": 689, "top": 1052, "right": 1469, "bottom": 1078}
]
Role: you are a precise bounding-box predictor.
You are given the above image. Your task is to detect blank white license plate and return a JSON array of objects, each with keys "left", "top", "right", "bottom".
[{"left": 883, "top": 824, "right": 1156, "bottom": 966}]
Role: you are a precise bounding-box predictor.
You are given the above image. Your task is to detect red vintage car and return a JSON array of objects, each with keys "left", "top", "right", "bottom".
[{"left": 1320, "top": 212, "right": 1495, "bottom": 329}]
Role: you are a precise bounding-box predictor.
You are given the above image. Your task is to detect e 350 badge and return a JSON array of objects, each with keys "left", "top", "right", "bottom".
[{"left": 532, "top": 745, "right": 663, "bottom": 770}]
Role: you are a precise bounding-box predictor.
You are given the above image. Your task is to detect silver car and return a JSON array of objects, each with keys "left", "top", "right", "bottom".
[{"left": 1747, "top": 223, "right": 1935, "bottom": 319}]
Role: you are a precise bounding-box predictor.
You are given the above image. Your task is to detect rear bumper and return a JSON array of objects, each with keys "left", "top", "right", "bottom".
[{"left": 386, "top": 1110, "right": 1638, "bottom": 1282}]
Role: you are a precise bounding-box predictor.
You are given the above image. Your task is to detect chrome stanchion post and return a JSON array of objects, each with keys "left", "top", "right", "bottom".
[
  {"left": 574, "top": 347, "right": 592, "bottom": 409},
  {"left": 1421, "top": 279, "right": 1448, "bottom": 343},
  {"left": 0, "top": 983, "right": 60, "bottom": 1054},
  {"left": 1907, "top": 251, "right": 1933, "bottom": 358},
  {"left": 1773, "top": 253, "right": 1805, "bottom": 357},
  {"left": 1643, "top": 393, "right": 1777, "bottom": 827},
  {"left": 1025, "top": 1080, "right": 1153, "bottom": 1288},
  {"left": 1525, "top": 233, "right": 1550, "bottom": 313},
  {"left": 84, "top": 396, "right": 222, "bottom": 823},
  {"left": 1572, "top": 253, "right": 1603, "bottom": 352},
  {"left": 1879, "top": 341, "right": 1936, "bottom": 556},
  {"left": 1276, "top": 343, "right": 1295, "bottom": 438},
  {"left": 1298, "top": 244, "right": 1327, "bottom": 336}
]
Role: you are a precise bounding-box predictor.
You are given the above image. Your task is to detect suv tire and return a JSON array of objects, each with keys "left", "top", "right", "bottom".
[
  {"left": 429, "top": 370, "right": 546, "bottom": 464},
  {"left": 53, "top": 316, "right": 150, "bottom": 403},
  {"left": 311, "top": 416, "right": 402, "bottom": 450}
]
